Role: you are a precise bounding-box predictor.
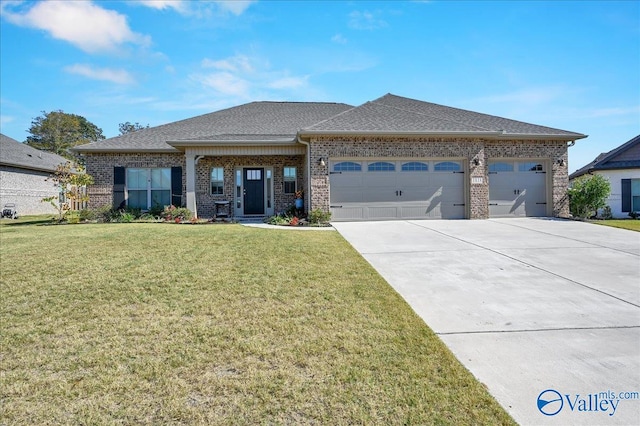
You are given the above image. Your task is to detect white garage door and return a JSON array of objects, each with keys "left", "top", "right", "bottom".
[
  {"left": 488, "top": 160, "right": 547, "bottom": 217},
  {"left": 329, "top": 159, "right": 465, "bottom": 221}
]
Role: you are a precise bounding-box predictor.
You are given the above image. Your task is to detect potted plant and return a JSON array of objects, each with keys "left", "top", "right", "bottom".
[{"left": 294, "top": 189, "right": 304, "bottom": 210}]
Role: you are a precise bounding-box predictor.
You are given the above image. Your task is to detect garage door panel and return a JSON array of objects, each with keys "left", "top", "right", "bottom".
[
  {"left": 330, "top": 159, "right": 465, "bottom": 221},
  {"left": 489, "top": 162, "right": 547, "bottom": 218}
]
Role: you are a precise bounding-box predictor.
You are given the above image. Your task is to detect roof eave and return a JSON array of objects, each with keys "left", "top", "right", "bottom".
[
  {"left": 298, "top": 130, "right": 587, "bottom": 140},
  {"left": 72, "top": 148, "right": 180, "bottom": 154},
  {"left": 0, "top": 161, "right": 58, "bottom": 173},
  {"left": 167, "top": 139, "right": 297, "bottom": 147}
]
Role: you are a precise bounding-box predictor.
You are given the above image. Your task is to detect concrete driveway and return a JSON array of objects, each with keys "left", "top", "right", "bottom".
[{"left": 332, "top": 218, "right": 640, "bottom": 425}]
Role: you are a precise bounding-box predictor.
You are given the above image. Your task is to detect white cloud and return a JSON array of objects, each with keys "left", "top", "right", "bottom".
[
  {"left": 198, "top": 72, "right": 251, "bottom": 97},
  {"left": 331, "top": 34, "right": 347, "bottom": 44},
  {"left": 348, "top": 10, "right": 388, "bottom": 30},
  {"left": 64, "top": 64, "right": 135, "bottom": 85},
  {"left": 201, "top": 55, "right": 254, "bottom": 73},
  {"left": 2, "top": 1, "right": 150, "bottom": 53},
  {"left": 215, "top": 0, "right": 256, "bottom": 16},
  {"left": 191, "top": 53, "right": 311, "bottom": 100},
  {"left": 136, "top": 0, "right": 256, "bottom": 16},
  {"left": 268, "top": 76, "right": 309, "bottom": 90},
  {"left": 137, "top": 0, "right": 187, "bottom": 12}
]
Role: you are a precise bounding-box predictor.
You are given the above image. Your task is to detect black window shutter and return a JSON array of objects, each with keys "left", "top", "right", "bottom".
[
  {"left": 171, "top": 167, "right": 183, "bottom": 207},
  {"left": 113, "top": 167, "right": 126, "bottom": 209},
  {"left": 621, "top": 179, "right": 631, "bottom": 212}
]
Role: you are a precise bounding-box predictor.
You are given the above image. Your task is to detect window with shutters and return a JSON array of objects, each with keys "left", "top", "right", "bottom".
[{"left": 633, "top": 179, "right": 640, "bottom": 212}]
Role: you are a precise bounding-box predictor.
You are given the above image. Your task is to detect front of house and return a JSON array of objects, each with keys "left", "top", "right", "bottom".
[{"left": 74, "top": 94, "right": 586, "bottom": 221}]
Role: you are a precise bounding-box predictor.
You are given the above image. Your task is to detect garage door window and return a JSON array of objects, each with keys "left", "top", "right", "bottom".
[
  {"left": 488, "top": 162, "right": 514, "bottom": 172},
  {"left": 519, "top": 162, "right": 543, "bottom": 172},
  {"left": 368, "top": 161, "right": 395, "bottom": 171},
  {"left": 401, "top": 162, "right": 428, "bottom": 171},
  {"left": 334, "top": 162, "right": 362, "bottom": 172},
  {"left": 434, "top": 161, "right": 461, "bottom": 172}
]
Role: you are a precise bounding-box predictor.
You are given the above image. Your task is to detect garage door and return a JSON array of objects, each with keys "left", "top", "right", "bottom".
[
  {"left": 488, "top": 160, "right": 547, "bottom": 217},
  {"left": 329, "top": 159, "right": 465, "bottom": 221}
]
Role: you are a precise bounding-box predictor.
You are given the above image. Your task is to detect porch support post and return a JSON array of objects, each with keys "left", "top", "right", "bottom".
[{"left": 185, "top": 152, "right": 197, "bottom": 217}]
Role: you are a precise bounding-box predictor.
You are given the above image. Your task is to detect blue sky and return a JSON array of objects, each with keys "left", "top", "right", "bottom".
[{"left": 1, "top": 0, "right": 638, "bottom": 172}]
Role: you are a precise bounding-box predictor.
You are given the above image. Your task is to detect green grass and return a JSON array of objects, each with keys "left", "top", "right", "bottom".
[
  {"left": 590, "top": 219, "right": 640, "bottom": 232},
  {"left": 0, "top": 223, "right": 514, "bottom": 425}
]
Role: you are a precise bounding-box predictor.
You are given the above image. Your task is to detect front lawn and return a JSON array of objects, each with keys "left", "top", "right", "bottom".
[
  {"left": 590, "top": 219, "right": 640, "bottom": 232},
  {"left": 0, "top": 223, "right": 514, "bottom": 425}
]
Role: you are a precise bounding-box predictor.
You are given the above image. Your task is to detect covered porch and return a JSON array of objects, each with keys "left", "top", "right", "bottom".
[{"left": 179, "top": 145, "right": 308, "bottom": 219}]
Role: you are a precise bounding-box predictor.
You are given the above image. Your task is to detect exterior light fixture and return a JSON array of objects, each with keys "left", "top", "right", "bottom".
[
  {"left": 472, "top": 158, "right": 480, "bottom": 166},
  {"left": 319, "top": 158, "right": 326, "bottom": 166},
  {"left": 557, "top": 159, "right": 565, "bottom": 166}
]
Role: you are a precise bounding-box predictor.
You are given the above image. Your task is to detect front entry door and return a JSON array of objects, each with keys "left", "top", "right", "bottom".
[{"left": 243, "top": 168, "right": 264, "bottom": 215}]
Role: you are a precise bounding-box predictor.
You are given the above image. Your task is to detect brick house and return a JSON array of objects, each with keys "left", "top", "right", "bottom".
[
  {"left": 0, "top": 133, "right": 69, "bottom": 215},
  {"left": 569, "top": 134, "right": 640, "bottom": 218},
  {"left": 73, "top": 94, "right": 586, "bottom": 220}
]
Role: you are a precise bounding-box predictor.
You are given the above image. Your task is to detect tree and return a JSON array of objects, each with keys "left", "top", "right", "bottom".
[
  {"left": 569, "top": 174, "right": 611, "bottom": 219},
  {"left": 119, "top": 121, "right": 149, "bottom": 135},
  {"left": 26, "top": 110, "right": 105, "bottom": 159},
  {"left": 41, "top": 162, "right": 94, "bottom": 222}
]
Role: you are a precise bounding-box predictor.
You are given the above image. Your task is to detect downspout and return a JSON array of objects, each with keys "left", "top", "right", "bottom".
[{"left": 297, "top": 134, "right": 311, "bottom": 212}]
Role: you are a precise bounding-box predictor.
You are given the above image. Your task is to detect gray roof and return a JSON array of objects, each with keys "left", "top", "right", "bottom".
[
  {"left": 73, "top": 94, "right": 586, "bottom": 153},
  {"left": 74, "top": 101, "right": 353, "bottom": 152},
  {"left": 303, "top": 94, "right": 586, "bottom": 138},
  {"left": 0, "top": 133, "right": 69, "bottom": 172},
  {"left": 569, "top": 134, "right": 640, "bottom": 179}
]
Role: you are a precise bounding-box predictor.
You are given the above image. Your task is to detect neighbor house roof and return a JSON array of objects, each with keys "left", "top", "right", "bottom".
[
  {"left": 73, "top": 101, "right": 354, "bottom": 153},
  {"left": 0, "top": 133, "right": 69, "bottom": 173},
  {"left": 569, "top": 134, "right": 640, "bottom": 180},
  {"left": 302, "top": 94, "right": 587, "bottom": 139}
]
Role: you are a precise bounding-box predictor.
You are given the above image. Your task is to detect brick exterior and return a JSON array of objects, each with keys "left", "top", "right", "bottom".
[
  {"left": 0, "top": 166, "right": 59, "bottom": 215},
  {"left": 195, "top": 155, "right": 304, "bottom": 218},
  {"left": 84, "top": 153, "right": 304, "bottom": 217},
  {"left": 84, "top": 153, "right": 185, "bottom": 209},
  {"left": 308, "top": 136, "right": 569, "bottom": 219},
  {"left": 83, "top": 137, "right": 570, "bottom": 219}
]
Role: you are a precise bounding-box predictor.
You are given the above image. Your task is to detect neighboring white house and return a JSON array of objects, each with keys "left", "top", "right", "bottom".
[
  {"left": 569, "top": 135, "right": 640, "bottom": 218},
  {"left": 0, "top": 133, "right": 69, "bottom": 215}
]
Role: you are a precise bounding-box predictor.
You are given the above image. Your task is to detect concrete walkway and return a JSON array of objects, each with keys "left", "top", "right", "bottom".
[{"left": 332, "top": 218, "right": 640, "bottom": 425}]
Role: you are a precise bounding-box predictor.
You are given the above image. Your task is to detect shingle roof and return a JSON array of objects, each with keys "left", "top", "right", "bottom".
[
  {"left": 303, "top": 94, "right": 586, "bottom": 138},
  {"left": 74, "top": 101, "right": 354, "bottom": 152},
  {"left": 0, "top": 133, "right": 69, "bottom": 172},
  {"left": 73, "top": 94, "right": 586, "bottom": 153},
  {"left": 569, "top": 134, "right": 640, "bottom": 179}
]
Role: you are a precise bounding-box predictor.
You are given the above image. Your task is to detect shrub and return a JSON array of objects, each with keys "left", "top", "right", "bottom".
[
  {"left": 163, "top": 205, "right": 193, "bottom": 221},
  {"left": 265, "top": 213, "right": 292, "bottom": 226},
  {"left": 600, "top": 205, "right": 613, "bottom": 220},
  {"left": 78, "top": 209, "right": 97, "bottom": 222},
  {"left": 148, "top": 204, "right": 165, "bottom": 218},
  {"left": 308, "top": 209, "right": 332, "bottom": 226},
  {"left": 569, "top": 175, "right": 611, "bottom": 219}
]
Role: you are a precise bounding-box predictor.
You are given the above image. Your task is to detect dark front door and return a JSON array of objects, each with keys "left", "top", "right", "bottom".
[{"left": 243, "top": 168, "right": 264, "bottom": 215}]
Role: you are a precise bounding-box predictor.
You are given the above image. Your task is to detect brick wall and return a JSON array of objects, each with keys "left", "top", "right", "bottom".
[
  {"left": 195, "top": 155, "right": 304, "bottom": 217},
  {"left": 83, "top": 138, "right": 569, "bottom": 220},
  {"left": 84, "top": 153, "right": 185, "bottom": 209},
  {"left": 308, "top": 136, "right": 569, "bottom": 219},
  {"left": 0, "top": 166, "right": 59, "bottom": 215},
  {"left": 84, "top": 153, "right": 304, "bottom": 217}
]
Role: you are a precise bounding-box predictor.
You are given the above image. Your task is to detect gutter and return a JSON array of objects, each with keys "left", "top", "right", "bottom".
[
  {"left": 296, "top": 135, "right": 312, "bottom": 212},
  {"left": 298, "top": 130, "right": 587, "bottom": 141}
]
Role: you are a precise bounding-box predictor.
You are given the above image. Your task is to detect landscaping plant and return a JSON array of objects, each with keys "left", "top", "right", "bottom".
[{"left": 569, "top": 174, "right": 611, "bottom": 219}]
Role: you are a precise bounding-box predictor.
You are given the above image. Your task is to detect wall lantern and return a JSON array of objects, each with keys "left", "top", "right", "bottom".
[
  {"left": 318, "top": 158, "right": 326, "bottom": 166},
  {"left": 472, "top": 158, "right": 480, "bottom": 166}
]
